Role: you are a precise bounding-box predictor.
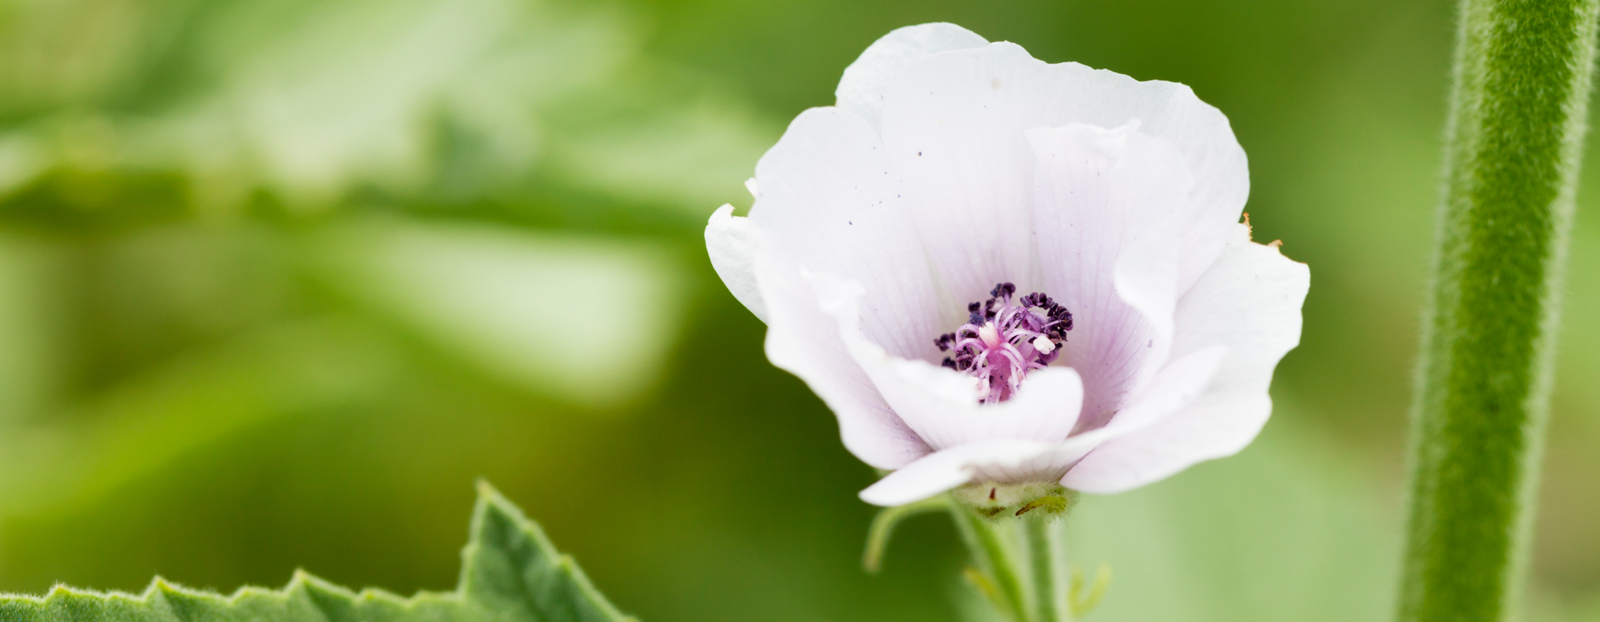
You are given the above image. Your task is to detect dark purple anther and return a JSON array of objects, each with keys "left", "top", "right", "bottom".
[{"left": 937, "top": 283, "right": 1073, "bottom": 403}]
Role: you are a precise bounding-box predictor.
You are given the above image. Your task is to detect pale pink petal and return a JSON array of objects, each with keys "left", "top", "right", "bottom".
[
  {"left": 1062, "top": 225, "right": 1308, "bottom": 492},
  {"left": 755, "top": 253, "right": 932, "bottom": 470},
  {"left": 1064, "top": 394, "right": 1273, "bottom": 494},
  {"left": 853, "top": 348, "right": 1222, "bottom": 506},
  {"left": 879, "top": 43, "right": 1246, "bottom": 309},
  {"left": 878, "top": 44, "right": 1046, "bottom": 307},
  {"left": 858, "top": 412, "right": 1146, "bottom": 507},
  {"left": 749, "top": 107, "right": 942, "bottom": 361},
  {"left": 705, "top": 205, "right": 766, "bottom": 322},
  {"left": 859, "top": 439, "right": 1059, "bottom": 506},
  {"left": 804, "top": 269, "right": 1085, "bottom": 450},
  {"left": 1028, "top": 123, "right": 1192, "bottom": 431},
  {"left": 1171, "top": 225, "right": 1309, "bottom": 396},
  {"left": 835, "top": 23, "right": 989, "bottom": 133},
  {"left": 1083, "top": 346, "right": 1227, "bottom": 434},
  {"left": 871, "top": 360, "right": 1087, "bottom": 451},
  {"left": 1112, "top": 211, "right": 1182, "bottom": 354}
]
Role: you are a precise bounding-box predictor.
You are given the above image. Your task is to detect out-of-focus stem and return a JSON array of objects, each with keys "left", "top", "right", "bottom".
[
  {"left": 954, "top": 510, "right": 1033, "bottom": 622},
  {"left": 863, "top": 496, "right": 952, "bottom": 574},
  {"left": 1398, "top": 0, "right": 1599, "bottom": 620},
  {"left": 1025, "top": 518, "right": 1066, "bottom": 622}
]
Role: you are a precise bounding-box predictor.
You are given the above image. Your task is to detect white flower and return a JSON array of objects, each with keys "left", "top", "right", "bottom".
[{"left": 705, "top": 23, "right": 1308, "bottom": 507}]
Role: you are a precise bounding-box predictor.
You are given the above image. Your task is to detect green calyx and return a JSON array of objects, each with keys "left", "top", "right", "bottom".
[{"left": 952, "top": 481, "right": 1080, "bottom": 520}]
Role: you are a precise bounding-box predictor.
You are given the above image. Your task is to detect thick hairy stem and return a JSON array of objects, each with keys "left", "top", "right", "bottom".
[{"left": 1398, "top": 0, "right": 1600, "bottom": 620}]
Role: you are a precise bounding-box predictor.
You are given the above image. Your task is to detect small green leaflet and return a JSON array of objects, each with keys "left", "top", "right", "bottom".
[{"left": 0, "top": 482, "right": 638, "bottom": 622}]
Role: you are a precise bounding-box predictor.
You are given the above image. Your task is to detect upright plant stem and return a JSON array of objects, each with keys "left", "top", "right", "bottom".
[
  {"left": 1399, "top": 0, "right": 1599, "bottom": 620},
  {"left": 947, "top": 509, "right": 1073, "bottom": 622},
  {"left": 1024, "top": 518, "right": 1065, "bottom": 622},
  {"left": 954, "top": 511, "right": 1033, "bottom": 621}
]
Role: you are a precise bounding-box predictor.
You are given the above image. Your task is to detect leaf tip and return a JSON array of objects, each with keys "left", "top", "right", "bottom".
[{"left": 475, "top": 478, "right": 500, "bottom": 501}]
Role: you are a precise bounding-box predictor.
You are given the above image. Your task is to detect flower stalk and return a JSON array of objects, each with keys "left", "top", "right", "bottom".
[
  {"left": 865, "top": 491, "right": 1089, "bottom": 621},
  {"left": 954, "top": 509, "right": 1035, "bottom": 621},
  {"left": 1024, "top": 517, "right": 1065, "bottom": 622},
  {"left": 946, "top": 504, "right": 1076, "bottom": 622},
  {"left": 1399, "top": 0, "right": 1600, "bottom": 620}
]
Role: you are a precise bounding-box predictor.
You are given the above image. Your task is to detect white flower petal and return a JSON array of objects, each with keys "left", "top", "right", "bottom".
[
  {"left": 1112, "top": 208, "right": 1183, "bottom": 354},
  {"left": 802, "top": 269, "right": 1086, "bottom": 450},
  {"left": 859, "top": 439, "right": 1058, "bottom": 506},
  {"left": 835, "top": 23, "right": 989, "bottom": 134},
  {"left": 879, "top": 42, "right": 1246, "bottom": 307},
  {"left": 853, "top": 343, "right": 1225, "bottom": 506},
  {"left": 858, "top": 409, "right": 1143, "bottom": 506},
  {"left": 1064, "top": 394, "right": 1274, "bottom": 494},
  {"left": 705, "top": 205, "right": 767, "bottom": 323},
  {"left": 1089, "top": 345, "right": 1228, "bottom": 434},
  {"left": 1062, "top": 225, "right": 1308, "bottom": 492},
  {"left": 878, "top": 44, "right": 1045, "bottom": 305},
  {"left": 755, "top": 253, "right": 933, "bottom": 470},
  {"left": 1028, "top": 123, "right": 1192, "bottom": 431},
  {"left": 749, "top": 107, "right": 942, "bottom": 360},
  {"left": 1172, "top": 225, "right": 1309, "bottom": 396},
  {"left": 877, "top": 358, "right": 1088, "bottom": 450}
]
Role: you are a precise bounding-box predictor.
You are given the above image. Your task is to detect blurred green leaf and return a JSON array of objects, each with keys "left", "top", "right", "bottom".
[
  {"left": 309, "top": 217, "right": 690, "bottom": 408},
  {"left": 0, "top": 0, "right": 633, "bottom": 202},
  {"left": 0, "top": 0, "right": 773, "bottom": 225},
  {"left": 0, "top": 233, "right": 67, "bottom": 423},
  {"left": 0, "top": 483, "right": 638, "bottom": 622},
  {"left": 0, "top": 317, "right": 404, "bottom": 516},
  {"left": 537, "top": 63, "right": 776, "bottom": 218}
]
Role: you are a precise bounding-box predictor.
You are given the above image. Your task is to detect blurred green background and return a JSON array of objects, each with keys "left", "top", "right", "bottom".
[{"left": 1, "top": 0, "right": 1597, "bottom": 620}]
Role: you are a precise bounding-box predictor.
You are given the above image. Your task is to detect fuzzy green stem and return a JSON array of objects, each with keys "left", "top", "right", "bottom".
[
  {"left": 1025, "top": 518, "right": 1067, "bottom": 622},
  {"left": 954, "top": 510, "right": 1033, "bottom": 622},
  {"left": 1399, "top": 0, "right": 1600, "bottom": 620}
]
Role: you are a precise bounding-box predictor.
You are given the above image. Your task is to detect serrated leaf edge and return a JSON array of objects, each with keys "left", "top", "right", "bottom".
[{"left": 0, "top": 481, "right": 638, "bottom": 622}]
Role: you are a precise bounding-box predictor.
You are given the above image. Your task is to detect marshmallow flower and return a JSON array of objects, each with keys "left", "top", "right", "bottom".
[{"left": 706, "top": 23, "right": 1308, "bottom": 507}]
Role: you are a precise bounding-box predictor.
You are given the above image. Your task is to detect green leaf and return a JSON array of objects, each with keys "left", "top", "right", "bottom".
[{"left": 0, "top": 482, "right": 638, "bottom": 622}]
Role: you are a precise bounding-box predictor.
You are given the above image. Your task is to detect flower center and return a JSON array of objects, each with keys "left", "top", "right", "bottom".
[{"left": 935, "top": 283, "right": 1074, "bottom": 403}]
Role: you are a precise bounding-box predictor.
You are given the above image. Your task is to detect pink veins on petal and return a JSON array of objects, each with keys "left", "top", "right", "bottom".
[{"left": 935, "top": 283, "right": 1074, "bottom": 403}]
